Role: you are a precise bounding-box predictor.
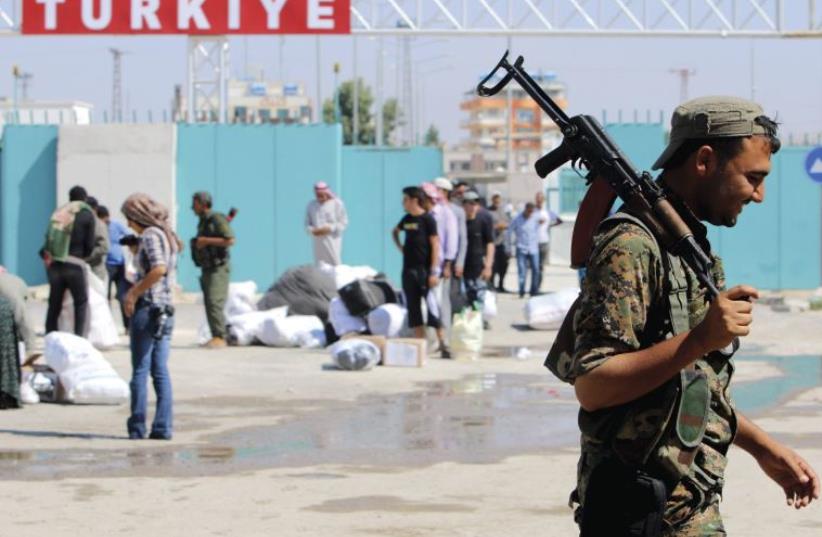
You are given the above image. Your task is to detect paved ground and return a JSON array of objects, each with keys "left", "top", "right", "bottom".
[{"left": 1, "top": 264, "right": 821, "bottom": 536}]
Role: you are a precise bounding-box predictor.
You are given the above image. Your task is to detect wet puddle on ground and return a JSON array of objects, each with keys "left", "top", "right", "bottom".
[{"left": 1, "top": 355, "right": 820, "bottom": 480}]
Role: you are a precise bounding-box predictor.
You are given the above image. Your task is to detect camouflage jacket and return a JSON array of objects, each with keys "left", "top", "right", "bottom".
[{"left": 566, "top": 207, "right": 736, "bottom": 528}]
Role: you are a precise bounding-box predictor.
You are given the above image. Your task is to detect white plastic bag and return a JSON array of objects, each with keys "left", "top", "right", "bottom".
[
  {"left": 44, "top": 332, "right": 106, "bottom": 374},
  {"left": 319, "top": 263, "right": 379, "bottom": 290},
  {"left": 225, "top": 281, "right": 258, "bottom": 317},
  {"left": 19, "top": 373, "right": 40, "bottom": 404},
  {"left": 123, "top": 248, "right": 138, "bottom": 284},
  {"left": 59, "top": 363, "right": 129, "bottom": 405},
  {"left": 258, "top": 315, "right": 325, "bottom": 347},
  {"left": 367, "top": 304, "right": 408, "bottom": 338},
  {"left": 450, "top": 309, "right": 483, "bottom": 361},
  {"left": 227, "top": 307, "right": 288, "bottom": 346},
  {"left": 295, "top": 328, "right": 327, "bottom": 349},
  {"left": 329, "top": 297, "right": 367, "bottom": 336},
  {"left": 524, "top": 288, "right": 580, "bottom": 330},
  {"left": 58, "top": 269, "right": 120, "bottom": 349},
  {"left": 43, "top": 332, "right": 129, "bottom": 405},
  {"left": 482, "top": 291, "right": 497, "bottom": 320},
  {"left": 329, "top": 339, "right": 380, "bottom": 371},
  {"left": 197, "top": 321, "right": 213, "bottom": 345}
]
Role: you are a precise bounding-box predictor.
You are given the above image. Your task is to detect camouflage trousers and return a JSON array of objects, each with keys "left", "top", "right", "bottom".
[{"left": 663, "top": 500, "right": 726, "bottom": 536}]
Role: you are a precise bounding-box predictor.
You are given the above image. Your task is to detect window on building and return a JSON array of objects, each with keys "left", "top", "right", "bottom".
[
  {"left": 234, "top": 106, "right": 248, "bottom": 122},
  {"left": 259, "top": 109, "right": 272, "bottom": 122},
  {"left": 516, "top": 109, "right": 534, "bottom": 123}
]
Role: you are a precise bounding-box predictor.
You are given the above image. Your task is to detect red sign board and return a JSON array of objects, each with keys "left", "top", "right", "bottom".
[{"left": 22, "top": 0, "right": 350, "bottom": 35}]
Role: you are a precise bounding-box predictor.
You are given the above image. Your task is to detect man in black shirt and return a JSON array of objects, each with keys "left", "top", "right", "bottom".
[
  {"left": 392, "top": 186, "right": 441, "bottom": 343},
  {"left": 41, "top": 186, "right": 97, "bottom": 336},
  {"left": 461, "top": 191, "right": 495, "bottom": 314}
]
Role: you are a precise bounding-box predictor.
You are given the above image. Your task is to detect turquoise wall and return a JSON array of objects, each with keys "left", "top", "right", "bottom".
[
  {"left": 175, "top": 124, "right": 343, "bottom": 291},
  {"left": 175, "top": 126, "right": 443, "bottom": 291},
  {"left": 341, "top": 146, "right": 444, "bottom": 284},
  {"left": 0, "top": 126, "right": 57, "bottom": 285},
  {"left": 1, "top": 122, "right": 816, "bottom": 290},
  {"left": 708, "top": 146, "right": 821, "bottom": 290}
]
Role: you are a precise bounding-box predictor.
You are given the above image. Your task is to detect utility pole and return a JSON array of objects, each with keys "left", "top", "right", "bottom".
[
  {"left": 315, "top": 36, "right": 322, "bottom": 123},
  {"left": 669, "top": 68, "right": 696, "bottom": 103},
  {"left": 353, "top": 36, "right": 358, "bottom": 145},
  {"left": 18, "top": 71, "right": 33, "bottom": 101},
  {"left": 110, "top": 48, "right": 128, "bottom": 123},
  {"left": 375, "top": 37, "right": 384, "bottom": 147},
  {"left": 402, "top": 36, "right": 413, "bottom": 145}
]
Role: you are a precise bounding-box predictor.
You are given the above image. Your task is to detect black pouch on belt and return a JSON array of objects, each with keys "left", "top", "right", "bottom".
[{"left": 580, "top": 458, "right": 668, "bottom": 537}]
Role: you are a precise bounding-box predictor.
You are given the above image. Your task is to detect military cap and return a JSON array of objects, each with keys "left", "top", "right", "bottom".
[
  {"left": 192, "top": 191, "right": 213, "bottom": 207},
  {"left": 652, "top": 96, "right": 770, "bottom": 170}
]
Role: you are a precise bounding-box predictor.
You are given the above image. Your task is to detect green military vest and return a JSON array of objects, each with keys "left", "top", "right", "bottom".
[
  {"left": 192, "top": 212, "right": 231, "bottom": 269},
  {"left": 546, "top": 212, "right": 737, "bottom": 505}
]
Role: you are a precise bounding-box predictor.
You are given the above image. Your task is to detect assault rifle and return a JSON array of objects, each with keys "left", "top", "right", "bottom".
[{"left": 477, "top": 52, "right": 721, "bottom": 299}]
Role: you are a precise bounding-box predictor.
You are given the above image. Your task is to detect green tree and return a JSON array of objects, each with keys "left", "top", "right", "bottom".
[
  {"left": 423, "top": 124, "right": 440, "bottom": 147},
  {"left": 380, "top": 98, "right": 399, "bottom": 146},
  {"left": 322, "top": 79, "right": 399, "bottom": 145}
]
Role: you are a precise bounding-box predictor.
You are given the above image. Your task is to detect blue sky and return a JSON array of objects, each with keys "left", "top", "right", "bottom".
[{"left": 2, "top": 28, "right": 820, "bottom": 145}]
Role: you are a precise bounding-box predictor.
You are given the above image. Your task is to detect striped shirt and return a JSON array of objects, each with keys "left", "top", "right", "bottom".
[{"left": 137, "top": 227, "right": 176, "bottom": 306}]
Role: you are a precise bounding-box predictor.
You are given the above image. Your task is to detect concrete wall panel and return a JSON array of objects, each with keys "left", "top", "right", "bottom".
[{"left": 56, "top": 124, "right": 177, "bottom": 226}]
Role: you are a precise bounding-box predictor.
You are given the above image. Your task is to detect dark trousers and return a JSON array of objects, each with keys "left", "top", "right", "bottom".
[
  {"left": 492, "top": 244, "right": 509, "bottom": 290},
  {"left": 45, "top": 261, "right": 88, "bottom": 336},
  {"left": 107, "top": 263, "right": 132, "bottom": 330},
  {"left": 201, "top": 264, "right": 230, "bottom": 339},
  {"left": 402, "top": 267, "right": 440, "bottom": 329}
]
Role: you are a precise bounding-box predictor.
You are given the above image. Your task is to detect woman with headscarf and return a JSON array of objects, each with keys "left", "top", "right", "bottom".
[{"left": 121, "top": 194, "right": 180, "bottom": 440}]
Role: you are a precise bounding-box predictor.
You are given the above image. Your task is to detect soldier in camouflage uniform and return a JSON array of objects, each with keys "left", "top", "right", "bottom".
[
  {"left": 548, "top": 97, "right": 819, "bottom": 536},
  {"left": 191, "top": 191, "right": 235, "bottom": 349}
]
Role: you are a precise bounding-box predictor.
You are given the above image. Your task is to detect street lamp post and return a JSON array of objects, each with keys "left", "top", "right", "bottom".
[
  {"left": 11, "top": 64, "right": 19, "bottom": 123},
  {"left": 333, "top": 62, "right": 341, "bottom": 125}
]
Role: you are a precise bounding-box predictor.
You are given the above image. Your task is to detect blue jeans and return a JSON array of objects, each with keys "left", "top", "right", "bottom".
[
  {"left": 127, "top": 302, "right": 174, "bottom": 439},
  {"left": 516, "top": 249, "right": 540, "bottom": 296},
  {"left": 107, "top": 263, "right": 132, "bottom": 330}
]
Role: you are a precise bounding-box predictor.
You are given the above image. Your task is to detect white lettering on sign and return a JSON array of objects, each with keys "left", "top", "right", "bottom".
[
  {"left": 228, "top": 0, "right": 241, "bottom": 30},
  {"left": 260, "top": 0, "right": 288, "bottom": 29},
  {"left": 81, "top": 0, "right": 112, "bottom": 30},
  {"left": 131, "top": 0, "right": 161, "bottom": 30},
  {"left": 307, "top": 0, "right": 334, "bottom": 30},
  {"left": 36, "top": 0, "right": 67, "bottom": 30},
  {"left": 177, "top": 0, "right": 210, "bottom": 30}
]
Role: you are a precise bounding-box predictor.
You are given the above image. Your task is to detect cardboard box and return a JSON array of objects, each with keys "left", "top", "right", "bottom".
[
  {"left": 383, "top": 338, "right": 427, "bottom": 368},
  {"left": 341, "top": 334, "right": 387, "bottom": 361}
]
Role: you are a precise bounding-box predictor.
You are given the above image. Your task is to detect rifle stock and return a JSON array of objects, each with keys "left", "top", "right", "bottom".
[{"left": 571, "top": 177, "right": 617, "bottom": 268}]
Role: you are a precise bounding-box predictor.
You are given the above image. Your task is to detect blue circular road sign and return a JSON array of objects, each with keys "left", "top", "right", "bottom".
[{"left": 806, "top": 147, "right": 822, "bottom": 183}]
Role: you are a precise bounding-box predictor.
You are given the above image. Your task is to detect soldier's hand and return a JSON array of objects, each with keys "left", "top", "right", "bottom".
[
  {"left": 755, "top": 443, "right": 820, "bottom": 509},
  {"left": 692, "top": 285, "right": 759, "bottom": 353}
]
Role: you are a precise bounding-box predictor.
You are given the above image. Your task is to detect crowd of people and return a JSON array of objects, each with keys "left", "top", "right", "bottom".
[
  {"left": 392, "top": 178, "right": 562, "bottom": 358},
  {"left": 0, "top": 178, "right": 562, "bottom": 437}
]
